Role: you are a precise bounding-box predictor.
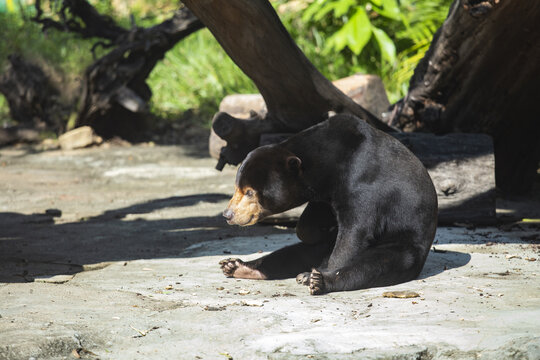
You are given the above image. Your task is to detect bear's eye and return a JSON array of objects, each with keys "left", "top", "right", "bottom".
[{"left": 245, "top": 189, "right": 254, "bottom": 197}]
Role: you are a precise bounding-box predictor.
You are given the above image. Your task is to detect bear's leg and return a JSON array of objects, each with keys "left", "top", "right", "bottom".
[
  {"left": 296, "top": 202, "right": 338, "bottom": 245},
  {"left": 304, "top": 242, "right": 427, "bottom": 295},
  {"left": 220, "top": 239, "right": 335, "bottom": 280}
]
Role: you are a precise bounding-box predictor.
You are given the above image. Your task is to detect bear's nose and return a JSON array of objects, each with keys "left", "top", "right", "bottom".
[{"left": 223, "top": 208, "right": 234, "bottom": 220}]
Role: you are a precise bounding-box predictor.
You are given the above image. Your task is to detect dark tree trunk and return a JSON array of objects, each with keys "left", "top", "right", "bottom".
[
  {"left": 75, "top": 8, "right": 203, "bottom": 139},
  {"left": 31, "top": 1, "right": 203, "bottom": 140},
  {"left": 182, "top": 0, "right": 393, "bottom": 169},
  {"left": 186, "top": 0, "right": 538, "bottom": 194},
  {"left": 0, "top": 55, "right": 68, "bottom": 133},
  {"left": 389, "top": 0, "right": 540, "bottom": 194}
]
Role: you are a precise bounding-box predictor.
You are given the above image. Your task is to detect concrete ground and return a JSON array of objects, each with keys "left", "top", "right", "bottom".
[{"left": 0, "top": 142, "right": 539, "bottom": 360}]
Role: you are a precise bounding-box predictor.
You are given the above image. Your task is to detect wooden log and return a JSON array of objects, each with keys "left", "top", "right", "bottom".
[
  {"left": 31, "top": 2, "right": 204, "bottom": 140},
  {"left": 183, "top": 0, "right": 394, "bottom": 169},
  {"left": 262, "top": 132, "right": 496, "bottom": 225},
  {"left": 75, "top": 8, "right": 204, "bottom": 139},
  {"left": 389, "top": 0, "right": 540, "bottom": 194}
]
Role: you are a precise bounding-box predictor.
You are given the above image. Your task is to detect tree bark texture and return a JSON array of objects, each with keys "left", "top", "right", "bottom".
[
  {"left": 182, "top": 0, "right": 393, "bottom": 169},
  {"left": 76, "top": 7, "right": 203, "bottom": 139},
  {"left": 32, "top": 1, "right": 203, "bottom": 139},
  {"left": 0, "top": 55, "right": 68, "bottom": 133},
  {"left": 389, "top": 0, "right": 540, "bottom": 193}
]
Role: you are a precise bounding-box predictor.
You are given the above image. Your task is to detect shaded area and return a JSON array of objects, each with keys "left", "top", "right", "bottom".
[
  {"left": 3, "top": 190, "right": 537, "bottom": 284},
  {"left": 10, "top": 191, "right": 538, "bottom": 285},
  {"left": 438, "top": 190, "right": 495, "bottom": 226},
  {"left": 0, "top": 193, "right": 478, "bottom": 283},
  {"left": 0, "top": 194, "right": 288, "bottom": 283},
  {"left": 419, "top": 250, "right": 471, "bottom": 280},
  {"left": 90, "top": 193, "right": 229, "bottom": 221}
]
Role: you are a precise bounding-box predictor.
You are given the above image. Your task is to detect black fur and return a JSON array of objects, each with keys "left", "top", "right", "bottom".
[{"left": 224, "top": 114, "right": 438, "bottom": 295}]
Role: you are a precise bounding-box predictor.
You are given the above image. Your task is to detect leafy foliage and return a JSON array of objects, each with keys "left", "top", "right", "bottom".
[
  {"left": 302, "top": 0, "right": 399, "bottom": 63},
  {"left": 279, "top": 0, "right": 452, "bottom": 102},
  {"left": 0, "top": 0, "right": 452, "bottom": 128},
  {"left": 147, "top": 29, "right": 258, "bottom": 124}
]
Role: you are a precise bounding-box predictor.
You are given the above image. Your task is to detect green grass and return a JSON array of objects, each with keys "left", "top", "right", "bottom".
[
  {"left": 0, "top": 1, "right": 451, "bottom": 129},
  {"left": 147, "top": 29, "right": 258, "bottom": 125},
  {"left": 0, "top": 13, "right": 97, "bottom": 78}
]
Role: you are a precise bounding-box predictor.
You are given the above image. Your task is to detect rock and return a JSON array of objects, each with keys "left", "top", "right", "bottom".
[
  {"left": 58, "top": 126, "right": 102, "bottom": 150},
  {"left": 217, "top": 74, "right": 389, "bottom": 119},
  {"left": 39, "top": 138, "right": 60, "bottom": 150},
  {"left": 1, "top": 142, "right": 540, "bottom": 360},
  {"left": 332, "top": 74, "right": 390, "bottom": 117},
  {"left": 219, "top": 94, "right": 268, "bottom": 119}
]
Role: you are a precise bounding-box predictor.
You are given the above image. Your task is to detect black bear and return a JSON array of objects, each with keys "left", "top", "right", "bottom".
[{"left": 220, "top": 114, "right": 438, "bottom": 295}]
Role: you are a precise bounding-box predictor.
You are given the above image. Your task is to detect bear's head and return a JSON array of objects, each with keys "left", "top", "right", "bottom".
[{"left": 223, "top": 145, "right": 306, "bottom": 226}]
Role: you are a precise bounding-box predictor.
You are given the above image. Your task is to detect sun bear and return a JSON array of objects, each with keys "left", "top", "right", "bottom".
[{"left": 219, "top": 114, "right": 438, "bottom": 295}]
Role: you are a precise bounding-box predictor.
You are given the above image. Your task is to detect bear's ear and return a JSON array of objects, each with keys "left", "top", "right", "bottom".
[{"left": 286, "top": 156, "right": 302, "bottom": 173}]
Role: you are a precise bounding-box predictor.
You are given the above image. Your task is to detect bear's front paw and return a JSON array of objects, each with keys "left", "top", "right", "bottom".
[
  {"left": 309, "top": 268, "right": 326, "bottom": 295},
  {"left": 296, "top": 272, "right": 311, "bottom": 286},
  {"left": 219, "top": 258, "right": 244, "bottom": 278}
]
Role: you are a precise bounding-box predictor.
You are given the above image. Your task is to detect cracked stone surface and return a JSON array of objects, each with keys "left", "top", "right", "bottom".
[{"left": 0, "top": 143, "right": 539, "bottom": 360}]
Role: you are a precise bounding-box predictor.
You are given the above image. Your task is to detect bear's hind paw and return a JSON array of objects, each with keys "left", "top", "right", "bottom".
[{"left": 309, "top": 268, "right": 326, "bottom": 295}]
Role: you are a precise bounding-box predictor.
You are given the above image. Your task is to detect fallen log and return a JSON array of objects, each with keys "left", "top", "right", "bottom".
[
  {"left": 388, "top": 0, "right": 540, "bottom": 194},
  {"left": 75, "top": 7, "right": 203, "bottom": 140},
  {"left": 31, "top": 1, "right": 204, "bottom": 140},
  {"left": 183, "top": 0, "right": 395, "bottom": 169}
]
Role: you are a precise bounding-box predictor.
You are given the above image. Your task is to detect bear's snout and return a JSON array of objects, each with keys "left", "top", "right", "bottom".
[
  {"left": 223, "top": 208, "right": 234, "bottom": 221},
  {"left": 224, "top": 186, "right": 270, "bottom": 226}
]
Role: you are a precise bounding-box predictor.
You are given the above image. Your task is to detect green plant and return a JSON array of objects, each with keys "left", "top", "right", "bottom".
[
  {"left": 0, "top": 95, "right": 10, "bottom": 125},
  {"left": 0, "top": 0, "right": 451, "bottom": 130},
  {"left": 147, "top": 29, "right": 258, "bottom": 124},
  {"left": 0, "top": 10, "right": 99, "bottom": 90},
  {"left": 302, "top": 0, "right": 400, "bottom": 64},
  {"left": 277, "top": 0, "right": 452, "bottom": 103},
  {"left": 392, "top": 0, "right": 451, "bottom": 90}
]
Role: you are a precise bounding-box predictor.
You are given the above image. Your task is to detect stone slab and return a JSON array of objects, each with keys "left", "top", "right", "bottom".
[{"left": 0, "top": 143, "right": 539, "bottom": 360}]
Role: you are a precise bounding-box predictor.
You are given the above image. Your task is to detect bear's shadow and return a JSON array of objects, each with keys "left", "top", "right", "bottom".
[
  {"left": 418, "top": 250, "right": 471, "bottom": 280},
  {"left": 183, "top": 235, "right": 471, "bottom": 282}
]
